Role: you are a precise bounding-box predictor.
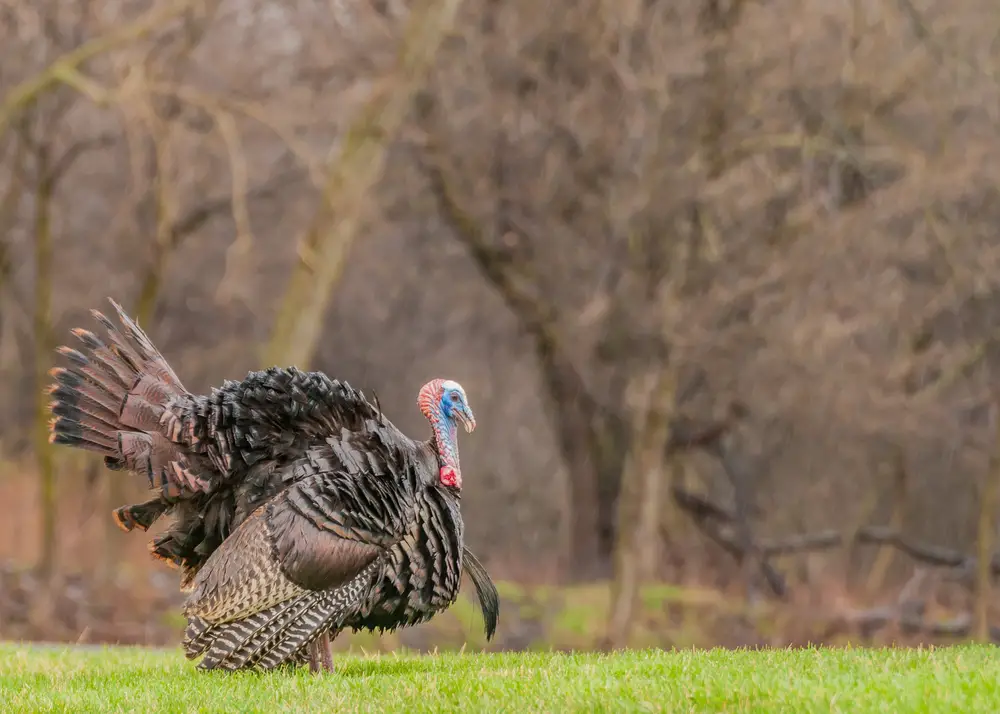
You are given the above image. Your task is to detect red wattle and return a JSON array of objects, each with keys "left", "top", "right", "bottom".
[{"left": 439, "top": 466, "right": 460, "bottom": 488}]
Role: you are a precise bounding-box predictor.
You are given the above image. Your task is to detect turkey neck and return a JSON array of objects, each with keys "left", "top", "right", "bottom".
[{"left": 429, "top": 413, "right": 461, "bottom": 479}]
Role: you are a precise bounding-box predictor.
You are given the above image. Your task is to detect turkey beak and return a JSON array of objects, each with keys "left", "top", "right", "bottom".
[{"left": 457, "top": 407, "right": 476, "bottom": 434}]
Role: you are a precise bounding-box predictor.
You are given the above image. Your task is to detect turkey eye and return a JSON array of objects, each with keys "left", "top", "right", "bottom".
[{"left": 449, "top": 393, "right": 461, "bottom": 403}]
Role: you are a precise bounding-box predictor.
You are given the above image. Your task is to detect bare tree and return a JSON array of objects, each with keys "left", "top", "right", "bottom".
[
  {"left": 0, "top": 0, "right": 360, "bottom": 576},
  {"left": 1, "top": 0, "right": 156, "bottom": 576},
  {"left": 263, "top": 0, "right": 467, "bottom": 369},
  {"left": 2, "top": 0, "right": 1000, "bottom": 654}
]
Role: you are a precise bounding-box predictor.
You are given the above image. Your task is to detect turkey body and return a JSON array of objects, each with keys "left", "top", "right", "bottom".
[
  {"left": 183, "top": 440, "right": 469, "bottom": 671},
  {"left": 46, "top": 300, "right": 498, "bottom": 671}
]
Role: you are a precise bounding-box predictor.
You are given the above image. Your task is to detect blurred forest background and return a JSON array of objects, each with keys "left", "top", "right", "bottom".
[{"left": 2, "top": 0, "right": 1000, "bottom": 653}]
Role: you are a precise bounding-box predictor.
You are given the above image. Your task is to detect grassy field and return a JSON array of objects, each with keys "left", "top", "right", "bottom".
[{"left": 0, "top": 643, "right": 997, "bottom": 713}]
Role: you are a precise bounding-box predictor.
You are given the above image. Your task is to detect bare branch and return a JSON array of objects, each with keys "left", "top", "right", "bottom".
[
  {"left": 209, "top": 107, "right": 254, "bottom": 304},
  {"left": 419, "top": 131, "right": 560, "bottom": 348},
  {"left": 43, "top": 133, "right": 117, "bottom": 188},
  {"left": 0, "top": 0, "right": 197, "bottom": 138},
  {"left": 672, "top": 486, "right": 1000, "bottom": 582},
  {"left": 829, "top": 604, "right": 1000, "bottom": 644},
  {"left": 263, "top": 0, "right": 468, "bottom": 369},
  {"left": 145, "top": 83, "right": 326, "bottom": 190},
  {"left": 169, "top": 165, "right": 304, "bottom": 249}
]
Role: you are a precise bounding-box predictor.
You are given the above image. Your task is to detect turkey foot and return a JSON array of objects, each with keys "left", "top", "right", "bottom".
[{"left": 308, "top": 632, "right": 334, "bottom": 673}]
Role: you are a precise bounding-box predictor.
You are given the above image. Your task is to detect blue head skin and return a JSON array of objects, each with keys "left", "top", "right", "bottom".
[{"left": 417, "top": 379, "right": 476, "bottom": 489}]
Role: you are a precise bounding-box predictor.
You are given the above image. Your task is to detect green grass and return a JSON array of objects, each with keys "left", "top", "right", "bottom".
[{"left": 0, "top": 643, "right": 997, "bottom": 713}]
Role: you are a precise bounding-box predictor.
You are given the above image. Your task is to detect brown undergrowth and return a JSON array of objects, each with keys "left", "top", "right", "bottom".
[{"left": 1, "top": 459, "right": 993, "bottom": 653}]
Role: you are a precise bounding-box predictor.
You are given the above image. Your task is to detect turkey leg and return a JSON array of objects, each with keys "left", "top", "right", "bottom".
[{"left": 308, "top": 632, "right": 335, "bottom": 673}]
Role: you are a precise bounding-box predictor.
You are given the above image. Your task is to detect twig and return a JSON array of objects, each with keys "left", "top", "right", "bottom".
[
  {"left": 0, "top": 0, "right": 196, "bottom": 138},
  {"left": 145, "top": 83, "right": 326, "bottom": 190},
  {"left": 167, "top": 165, "right": 303, "bottom": 248},
  {"left": 44, "top": 133, "right": 117, "bottom": 187},
  {"left": 667, "top": 404, "right": 747, "bottom": 454},
  {"left": 670, "top": 486, "right": 786, "bottom": 597},
  {"left": 210, "top": 107, "right": 254, "bottom": 304},
  {"left": 831, "top": 604, "right": 1000, "bottom": 644},
  {"left": 672, "top": 487, "right": 1000, "bottom": 591}
]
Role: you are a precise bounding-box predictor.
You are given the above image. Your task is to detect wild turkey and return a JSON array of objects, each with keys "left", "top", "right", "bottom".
[{"left": 46, "top": 299, "right": 499, "bottom": 672}]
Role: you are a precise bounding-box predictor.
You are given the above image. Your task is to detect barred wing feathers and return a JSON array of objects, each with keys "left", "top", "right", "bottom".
[{"left": 182, "top": 467, "right": 409, "bottom": 670}]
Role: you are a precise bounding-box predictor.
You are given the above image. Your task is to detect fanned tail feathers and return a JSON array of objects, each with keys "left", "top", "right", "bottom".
[{"left": 47, "top": 298, "right": 195, "bottom": 529}]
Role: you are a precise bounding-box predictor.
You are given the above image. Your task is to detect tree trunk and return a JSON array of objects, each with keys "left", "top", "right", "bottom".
[
  {"left": 537, "top": 345, "right": 612, "bottom": 578},
  {"left": 420, "top": 136, "right": 627, "bottom": 579},
  {"left": 263, "top": 0, "right": 465, "bottom": 369},
  {"left": 0, "top": 139, "right": 25, "bottom": 376},
  {"left": 605, "top": 367, "right": 676, "bottom": 648},
  {"left": 975, "top": 403, "right": 1000, "bottom": 642},
  {"left": 34, "top": 160, "right": 55, "bottom": 579}
]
